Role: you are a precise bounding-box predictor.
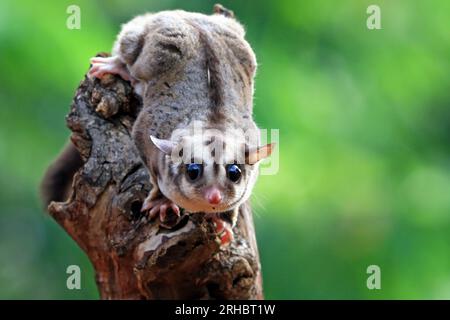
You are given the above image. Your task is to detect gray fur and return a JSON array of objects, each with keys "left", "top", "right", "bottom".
[{"left": 97, "top": 7, "right": 271, "bottom": 223}]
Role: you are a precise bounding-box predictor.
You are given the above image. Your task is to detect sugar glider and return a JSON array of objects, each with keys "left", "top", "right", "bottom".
[{"left": 80, "top": 5, "right": 274, "bottom": 245}]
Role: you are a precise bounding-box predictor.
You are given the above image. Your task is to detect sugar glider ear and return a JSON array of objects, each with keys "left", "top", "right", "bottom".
[
  {"left": 246, "top": 143, "right": 276, "bottom": 165},
  {"left": 150, "top": 136, "right": 175, "bottom": 155}
]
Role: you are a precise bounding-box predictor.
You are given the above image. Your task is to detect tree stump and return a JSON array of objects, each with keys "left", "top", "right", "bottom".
[{"left": 46, "top": 63, "right": 264, "bottom": 299}]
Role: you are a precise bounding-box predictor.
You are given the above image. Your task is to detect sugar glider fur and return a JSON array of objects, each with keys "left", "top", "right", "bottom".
[{"left": 87, "top": 5, "right": 273, "bottom": 245}]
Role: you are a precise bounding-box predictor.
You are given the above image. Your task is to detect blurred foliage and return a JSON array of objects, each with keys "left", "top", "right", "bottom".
[{"left": 0, "top": 0, "right": 449, "bottom": 299}]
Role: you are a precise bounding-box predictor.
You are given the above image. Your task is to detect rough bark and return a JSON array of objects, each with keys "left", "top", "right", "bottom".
[{"left": 47, "top": 65, "right": 264, "bottom": 299}]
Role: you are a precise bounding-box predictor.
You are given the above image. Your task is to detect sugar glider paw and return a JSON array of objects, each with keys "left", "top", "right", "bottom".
[
  {"left": 141, "top": 195, "right": 181, "bottom": 228},
  {"left": 212, "top": 216, "right": 234, "bottom": 247},
  {"left": 88, "top": 56, "right": 133, "bottom": 82}
]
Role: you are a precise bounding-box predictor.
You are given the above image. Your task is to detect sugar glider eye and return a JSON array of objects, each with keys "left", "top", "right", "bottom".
[
  {"left": 186, "top": 163, "right": 203, "bottom": 181},
  {"left": 226, "top": 164, "right": 242, "bottom": 183}
]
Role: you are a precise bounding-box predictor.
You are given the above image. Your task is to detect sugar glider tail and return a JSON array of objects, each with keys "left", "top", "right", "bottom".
[{"left": 40, "top": 141, "right": 83, "bottom": 209}]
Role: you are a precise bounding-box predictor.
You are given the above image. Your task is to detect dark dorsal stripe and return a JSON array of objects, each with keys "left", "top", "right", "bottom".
[{"left": 197, "top": 29, "right": 226, "bottom": 123}]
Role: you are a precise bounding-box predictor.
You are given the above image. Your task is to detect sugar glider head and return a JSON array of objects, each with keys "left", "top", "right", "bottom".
[{"left": 150, "top": 132, "right": 274, "bottom": 214}]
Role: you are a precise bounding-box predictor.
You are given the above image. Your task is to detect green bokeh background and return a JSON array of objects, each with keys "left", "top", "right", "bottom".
[{"left": 0, "top": 0, "right": 449, "bottom": 299}]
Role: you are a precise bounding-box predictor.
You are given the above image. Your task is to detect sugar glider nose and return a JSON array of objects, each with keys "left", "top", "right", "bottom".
[{"left": 205, "top": 186, "right": 222, "bottom": 205}]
